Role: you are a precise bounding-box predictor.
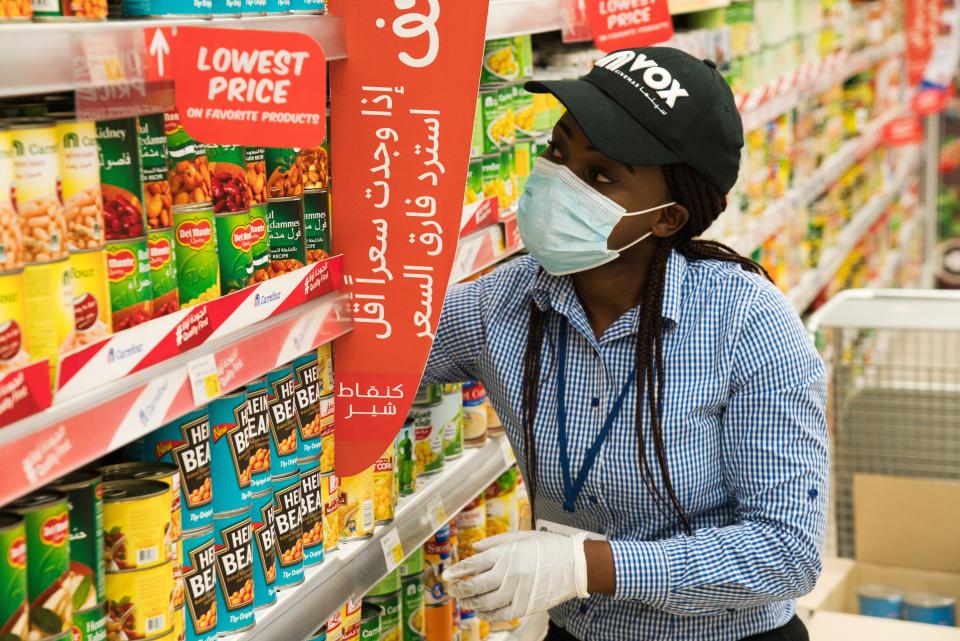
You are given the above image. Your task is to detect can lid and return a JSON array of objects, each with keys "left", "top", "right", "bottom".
[
  {"left": 857, "top": 584, "right": 903, "bottom": 601},
  {"left": 299, "top": 456, "right": 322, "bottom": 474},
  {"left": 4, "top": 116, "right": 56, "bottom": 128},
  {"left": 50, "top": 469, "right": 102, "bottom": 491},
  {"left": 8, "top": 489, "right": 67, "bottom": 512},
  {"left": 183, "top": 524, "right": 215, "bottom": 539},
  {"left": 102, "top": 479, "right": 170, "bottom": 501},
  {"left": 0, "top": 511, "right": 24, "bottom": 529},
  {"left": 172, "top": 203, "right": 214, "bottom": 214},
  {"left": 100, "top": 461, "right": 177, "bottom": 481},
  {"left": 360, "top": 602, "right": 384, "bottom": 621},
  {"left": 904, "top": 592, "right": 956, "bottom": 608}
]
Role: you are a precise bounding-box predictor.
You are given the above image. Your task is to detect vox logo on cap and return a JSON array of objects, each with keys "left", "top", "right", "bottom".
[{"left": 594, "top": 50, "right": 690, "bottom": 109}]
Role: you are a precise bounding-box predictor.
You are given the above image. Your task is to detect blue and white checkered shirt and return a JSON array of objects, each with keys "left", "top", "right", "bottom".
[{"left": 425, "top": 251, "right": 829, "bottom": 641}]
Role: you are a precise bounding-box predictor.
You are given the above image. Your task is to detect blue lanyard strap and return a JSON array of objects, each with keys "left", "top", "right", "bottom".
[{"left": 556, "top": 322, "right": 637, "bottom": 512}]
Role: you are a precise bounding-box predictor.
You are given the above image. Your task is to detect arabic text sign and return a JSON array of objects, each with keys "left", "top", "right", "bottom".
[
  {"left": 586, "top": 0, "right": 674, "bottom": 53},
  {"left": 905, "top": 0, "right": 943, "bottom": 85},
  {"left": 330, "top": 0, "right": 490, "bottom": 476}
]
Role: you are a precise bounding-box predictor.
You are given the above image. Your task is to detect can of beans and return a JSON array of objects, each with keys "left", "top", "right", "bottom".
[
  {"left": 484, "top": 467, "right": 518, "bottom": 538},
  {"left": 264, "top": 148, "right": 303, "bottom": 199},
  {"left": 100, "top": 479, "right": 171, "bottom": 571},
  {"left": 164, "top": 111, "right": 212, "bottom": 208},
  {"left": 96, "top": 118, "right": 146, "bottom": 241},
  {"left": 400, "top": 571, "right": 424, "bottom": 641},
  {"left": 299, "top": 457, "right": 324, "bottom": 567},
  {"left": 213, "top": 508, "right": 254, "bottom": 634},
  {"left": 244, "top": 378, "right": 272, "bottom": 493},
  {"left": 250, "top": 490, "right": 277, "bottom": 610},
  {"left": 172, "top": 205, "right": 219, "bottom": 308},
  {"left": 408, "top": 402, "right": 444, "bottom": 476},
  {"left": 105, "top": 561, "right": 175, "bottom": 639},
  {"left": 293, "top": 352, "right": 322, "bottom": 460},
  {"left": 121, "top": 0, "right": 210, "bottom": 17},
  {"left": 272, "top": 471, "right": 304, "bottom": 589},
  {"left": 320, "top": 472, "right": 339, "bottom": 553},
  {"left": 22, "top": 257, "right": 75, "bottom": 387},
  {"left": 360, "top": 603, "right": 382, "bottom": 641},
  {"left": 56, "top": 118, "right": 104, "bottom": 250},
  {"left": 373, "top": 443, "right": 396, "bottom": 525},
  {"left": 0, "top": 269, "right": 28, "bottom": 374},
  {"left": 0, "top": 512, "right": 28, "bottom": 641},
  {"left": 208, "top": 390, "right": 252, "bottom": 516},
  {"left": 148, "top": 227, "right": 180, "bottom": 318},
  {"left": 129, "top": 408, "right": 213, "bottom": 535},
  {"left": 48, "top": 470, "right": 105, "bottom": 607},
  {"left": 67, "top": 248, "right": 111, "bottom": 350},
  {"left": 105, "top": 235, "right": 152, "bottom": 331},
  {"left": 213, "top": 210, "right": 252, "bottom": 295},
  {"left": 100, "top": 462, "right": 182, "bottom": 542},
  {"left": 72, "top": 602, "right": 107, "bottom": 641},
  {"left": 397, "top": 420, "right": 417, "bottom": 496},
  {"left": 0, "top": 128, "right": 24, "bottom": 274},
  {"left": 248, "top": 203, "right": 269, "bottom": 283},
  {"left": 181, "top": 526, "right": 216, "bottom": 641},
  {"left": 137, "top": 114, "right": 173, "bottom": 232},
  {"left": 266, "top": 197, "right": 306, "bottom": 278},
  {"left": 267, "top": 363, "right": 300, "bottom": 477},
  {"left": 440, "top": 384, "right": 463, "bottom": 459},
  {"left": 339, "top": 466, "right": 374, "bottom": 541},
  {"left": 206, "top": 145, "right": 249, "bottom": 214},
  {"left": 244, "top": 147, "right": 267, "bottom": 205},
  {"left": 9, "top": 118, "right": 67, "bottom": 262},
  {"left": 303, "top": 189, "right": 331, "bottom": 264},
  {"left": 299, "top": 145, "right": 328, "bottom": 190},
  {"left": 317, "top": 342, "right": 334, "bottom": 396}
]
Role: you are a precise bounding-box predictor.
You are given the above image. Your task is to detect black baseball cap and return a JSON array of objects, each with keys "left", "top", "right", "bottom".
[{"left": 525, "top": 46, "right": 743, "bottom": 193}]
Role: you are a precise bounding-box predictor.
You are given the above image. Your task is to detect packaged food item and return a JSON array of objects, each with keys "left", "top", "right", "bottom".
[
  {"left": 903, "top": 593, "right": 956, "bottom": 626},
  {"left": 264, "top": 148, "right": 303, "bottom": 198},
  {"left": 266, "top": 197, "right": 306, "bottom": 277},
  {"left": 212, "top": 509, "right": 254, "bottom": 634},
  {"left": 0, "top": 512, "right": 28, "bottom": 641},
  {"left": 464, "top": 158, "right": 481, "bottom": 206},
  {"left": 172, "top": 205, "right": 220, "bottom": 308},
  {"left": 320, "top": 473, "right": 339, "bottom": 553},
  {"left": 319, "top": 398, "right": 335, "bottom": 473},
  {"left": 0, "top": 269, "right": 28, "bottom": 374},
  {"left": 120, "top": 0, "right": 210, "bottom": 17},
  {"left": 96, "top": 118, "right": 146, "bottom": 241},
  {"left": 479, "top": 92, "right": 502, "bottom": 157},
  {"left": 164, "top": 111, "right": 211, "bottom": 208},
  {"left": 244, "top": 148, "right": 267, "bottom": 204},
  {"left": 271, "top": 471, "right": 304, "bottom": 589},
  {"left": 206, "top": 145, "right": 249, "bottom": 214},
  {"left": 209, "top": 0, "right": 238, "bottom": 16},
  {"left": 100, "top": 479, "right": 172, "bottom": 571},
  {"left": 484, "top": 468, "right": 518, "bottom": 538},
  {"left": 208, "top": 391, "right": 252, "bottom": 516},
  {"left": 2, "top": 0, "right": 33, "bottom": 18},
  {"left": 56, "top": 118, "right": 104, "bottom": 250},
  {"left": 424, "top": 600, "right": 453, "bottom": 641},
  {"left": 10, "top": 118, "right": 67, "bottom": 261},
  {"left": 100, "top": 462, "right": 181, "bottom": 543},
  {"left": 440, "top": 384, "right": 463, "bottom": 459},
  {"left": 461, "top": 383, "right": 488, "bottom": 447},
  {"left": 339, "top": 466, "right": 374, "bottom": 541},
  {"left": 481, "top": 38, "right": 518, "bottom": 84},
  {"left": 267, "top": 363, "right": 300, "bottom": 477},
  {"left": 514, "top": 34, "right": 533, "bottom": 78},
  {"left": 469, "top": 97, "right": 483, "bottom": 161},
  {"left": 400, "top": 569, "right": 424, "bottom": 641},
  {"left": 243, "top": 378, "right": 272, "bottom": 493},
  {"left": 299, "top": 458, "right": 324, "bottom": 567},
  {"left": 293, "top": 351, "right": 322, "bottom": 459},
  {"left": 499, "top": 144, "right": 516, "bottom": 209},
  {"left": 172, "top": 536, "right": 185, "bottom": 609},
  {"left": 303, "top": 190, "right": 331, "bottom": 263},
  {"left": 22, "top": 257, "right": 74, "bottom": 384},
  {"left": 360, "top": 603, "right": 382, "bottom": 641},
  {"left": 171, "top": 606, "right": 185, "bottom": 641},
  {"left": 49, "top": 471, "right": 105, "bottom": 607},
  {"left": 104, "top": 561, "right": 175, "bottom": 640},
  {"left": 299, "top": 145, "right": 328, "bottom": 190},
  {"left": 137, "top": 114, "right": 172, "bottom": 232},
  {"left": 365, "top": 571, "right": 400, "bottom": 641},
  {"left": 105, "top": 236, "right": 152, "bottom": 331},
  {"left": 485, "top": 401, "right": 503, "bottom": 436},
  {"left": 454, "top": 495, "right": 485, "bottom": 560},
  {"left": 213, "top": 210, "right": 253, "bottom": 295},
  {"left": 373, "top": 442, "right": 396, "bottom": 524},
  {"left": 422, "top": 526, "right": 450, "bottom": 606},
  {"left": 0, "top": 128, "right": 24, "bottom": 273},
  {"left": 65, "top": 248, "right": 110, "bottom": 350},
  {"left": 408, "top": 401, "right": 444, "bottom": 476},
  {"left": 396, "top": 421, "right": 416, "bottom": 496},
  {"left": 250, "top": 490, "right": 277, "bottom": 610},
  {"left": 326, "top": 610, "right": 342, "bottom": 641},
  {"left": 459, "top": 610, "right": 479, "bottom": 641},
  {"left": 248, "top": 203, "right": 270, "bottom": 282},
  {"left": 341, "top": 597, "right": 362, "bottom": 641},
  {"left": 513, "top": 137, "right": 533, "bottom": 193},
  {"left": 72, "top": 602, "right": 107, "bottom": 641},
  {"left": 147, "top": 227, "right": 180, "bottom": 318},
  {"left": 181, "top": 526, "right": 216, "bottom": 641}
]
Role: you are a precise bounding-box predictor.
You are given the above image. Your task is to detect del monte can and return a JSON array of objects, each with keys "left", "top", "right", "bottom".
[
  {"left": 0, "top": 511, "right": 28, "bottom": 641},
  {"left": 172, "top": 205, "right": 220, "bottom": 308}
]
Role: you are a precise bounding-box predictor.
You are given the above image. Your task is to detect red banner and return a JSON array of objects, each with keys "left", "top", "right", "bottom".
[
  {"left": 882, "top": 116, "right": 924, "bottom": 146},
  {"left": 330, "top": 0, "right": 490, "bottom": 476},
  {"left": 586, "top": 0, "right": 674, "bottom": 53},
  {"left": 905, "top": 0, "right": 943, "bottom": 86},
  {"left": 912, "top": 88, "right": 950, "bottom": 115}
]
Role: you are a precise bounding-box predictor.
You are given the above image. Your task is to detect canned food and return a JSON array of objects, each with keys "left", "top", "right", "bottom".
[
  {"left": 172, "top": 537, "right": 185, "bottom": 609},
  {"left": 326, "top": 609, "right": 342, "bottom": 641},
  {"left": 264, "top": 148, "right": 303, "bottom": 198},
  {"left": 100, "top": 479, "right": 171, "bottom": 571},
  {"left": 368, "top": 568, "right": 400, "bottom": 598},
  {"left": 396, "top": 421, "right": 416, "bottom": 496},
  {"left": 49, "top": 470, "right": 105, "bottom": 606},
  {"left": 172, "top": 205, "right": 220, "bottom": 308},
  {"left": 408, "top": 403, "right": 444, "bottom": 476},
  {"left": 148, "top": 228, "right": 180, "bottom": 318},
  {"left": 213, "top": 509, "right": 254, "bottom": 634},
  {"left": 365, "top": 592, "right": 399, "bottom": 641},
  {"left": 320, "top": 473, "right": 339, "bottom": 553},
  {"left": 96, "top": 118, "right": 146, "bottom": 241},
  {"left": 172, "top": 606, "right": 185, "bottom": 641},
  {"left": 513, "top": 137, "right": 532, "bottom": 193},
  {"left": 243, "top": 378, "right": 272, "bottom": 493},
  {"left": 2, "top": 0, "right": 32, "bottom": 18},
  {"left": 105, "top": 236, "right": 152, "bottom": 331},
  {"left": 266, "top": 197, "right": 306, "bottom": 277},
  {"left": 119, "top": 0, "right": 211, "bottom": 17},
  {"left": 400, "top": 571, "right": 424, "bottom": 641},
  {"left": 23, "top": 257, "right": 74, "bottom": 386},
  {"left": 484, "top": 468, "right": 518, "bottom": 538},
  {"left": 250, "top": 490, "right": 277, "bottom": 610},
  {"left": 459, "top": 610, "right": 479, "bottom": 641},
  {"left": 424, "top": 600, "right": 453, "bottom": 641},
  {"left": 267, "top": 363, "right": 300, "bottom": 477},
  {"left": 10, "top": 118, "right": 67, "bottom": 262},
  {"left": 461, "top": 383, "right": 488, "bottom": 447},
  {"left": 440, "top": 384, "right": 463, "bottom": 459},
  {"left": 319, "top": 394, "right": 335, "bottom": 474},
  {"left": 341, "top": 597, "right": 361, "bottom": 641},
  {"left": 214, "top": 210, "right": 253, "bottom": 295},
  {"left": 486, "top": 401, "right": 503, "bottom": 435},
  {"left": 480, "top": 154, "right": 503, "bottom": 210},
  {"left": 400, "top": 548, "right": 423, "bottom": 578},
  {"left": 209, "top": 390, "right": 252, "bottom": 515},
  {"left": 360, "top": 603, "right": 382, "bottom": 641},
  {"left": 72, "top": 603, "right": 107, "bottom": 641},
  {"left": 105, "top": 561, "right": 175, "bottom": 641},
  {"left": 99, "top": 462, "right": 181, "bottom": 542},
  {"left": 181, "top": 527, "right": 216, "bottom": 641},
  {"left": 56, "top": 119, "right": 104, "bottom": 250},
  {"left": 205, "top": 145, "right": 249, "bottom": 214},
  {"left": 247, "top": 204, "right": 269, "bottom": 283},
  {"left": 317, "top": 343, "right": 334, "bottom": 396},
  {"left": 137, "top": 114, "right": 173, "bottom": 232},
  {"left": 272, "top": 472, "right": 304, "bottom": 589},
  {"left": 303, "top": 190, "right": 331, "bottom": 264},
  {"left": 339, "top": 466, "right": 374, "bottom": 541},
  {"left": 422, "top": 527, "right": 449, "bottom": 606},
  {"left": 481, "top": 38, "right": 518, "bottom": 84},
  {"left": 464, "top": 158, "right": 481, "bottom": 206},
  {"left": 479, "top": 91, "right": 503, "bottom": 156},
  {"left": 293, "top": 352, "right": 322, "bottom": 459},
  {"left": 244, "top": 148, "right": 267, "bottom": 205},
  {"left": 413, "top": 383, "right": 441, "bottom": 406},
  {"left": 164, "top": 111, "right": 212, "bottom": 208},
  {"left": 299, "top": 459, "right": 324, "bottom": 567},
  {"left": 373, "top": 443, "right": 396, "bottom": 525},
  {"left": 131, "top": 408, "right": 213, "bottom": 534},
  {"left": 454, "top": 495, "right": 485, "bottom": 561},
  {"left": 0, "top": 512, "right": 28, "bottom": 641},
  {"left": 0, "top": 270, "right": 30, "bottom": 374},
  {"left": 67, "top": 248, "right": 111, "bottom": 350},
  {"left": 904, "top": 592, "right": 956, "bottom": 626},
  {"left": 264, "top": 0, "right": 289, "bottom": 12},
  {"left": 0, "top": 129, "right": 23, "bottom": 273}
]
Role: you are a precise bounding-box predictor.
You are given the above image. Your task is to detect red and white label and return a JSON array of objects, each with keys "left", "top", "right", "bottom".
[
  {"left": 41, "top": 512, "right": 70, "bottom": 547},
  {"left": 0, "top": 320, "right": 23, "bottom": 360},
  {"left": 883, "top": 116, "right": 924, "bottom": 146},
  {"left": 107, "top": 250, "right": 137, "bottom": 281},
  {"left": 586, "top": 0, "right": 674, "bottom": 52},
  {"left": 176, "top": 220, "right": 213, "bottom": 250},
  {"left": 912, "top": 88, "right": 949, "bottom": 115},
  {"left": 149, "top": 237, "right": 173, "bottom": 269},
  {"left": 8, "top": 535, "right": 26, "bottom": 568}
]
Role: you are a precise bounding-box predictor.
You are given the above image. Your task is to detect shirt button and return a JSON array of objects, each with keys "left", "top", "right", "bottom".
[{"left": 590, "top": 397, "right": 600, "bottom": 408}]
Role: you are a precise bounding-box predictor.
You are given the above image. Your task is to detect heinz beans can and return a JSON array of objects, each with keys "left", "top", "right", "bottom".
[
  {"left": 293, "top": 352, "right": 322, "bottom": 460},
  {"left": 250, "top": 490, "right": 277, "bottom": 609},
  {"left": 299, "top": 458, "right": 324, "bottom": 567},
  {"left": 244, "top": 378, "right": 272, "bottom": 493},
  {"left": 182, "top": 526, "right": 217, "bottom": 641},
  {"left": 267, "top": 364, "right": 300, "bottom": 477},
  {"left": 213, "top": 509, "right": 254, "bottom": 634},
  {"left": 209, "top": 391, "right": 252, "bottom": 515},
  {"left": 272, "top": 472, "right": 304, "bottom": 589}
]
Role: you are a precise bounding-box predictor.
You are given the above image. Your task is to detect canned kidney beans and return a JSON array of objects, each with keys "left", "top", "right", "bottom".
[{"left": 96, "top": 117, "right": 147, "bottom": 240}]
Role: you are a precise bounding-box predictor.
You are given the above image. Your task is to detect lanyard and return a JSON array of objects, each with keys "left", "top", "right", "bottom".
[{"left": 556, "top": 322, "right": 637, "bottom": 512}]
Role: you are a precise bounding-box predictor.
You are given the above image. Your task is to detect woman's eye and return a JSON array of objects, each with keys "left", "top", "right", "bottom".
[
  {"left": 546, "top": 140, "right": 563, "bottom": 159},
  {"left": 590, "top": 167, "right": 615, "bottom": 184}
]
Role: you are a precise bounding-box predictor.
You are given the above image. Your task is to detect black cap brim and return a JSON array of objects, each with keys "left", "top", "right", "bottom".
[{"left": 525, "top": 78, "right": 682, "bottom": 167}]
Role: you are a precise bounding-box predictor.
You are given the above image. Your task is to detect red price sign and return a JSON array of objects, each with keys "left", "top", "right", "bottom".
[
  {"left": 912, "top": 88, "right": 949, "bottom": 115},
  {"left": 883, "top": 116, "right": 924, "bottom": 146},
  {"left": 586, "top": 0, "right": 674, "bottom": 53},
  {"left": 905, "top": 0, "right": 943, "bottom": 86},
  {"left": 172, "top": 26, "right": 327, "bottom": 147}
]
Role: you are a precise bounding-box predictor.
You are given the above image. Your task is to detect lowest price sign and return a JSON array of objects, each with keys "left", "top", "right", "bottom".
[{"left": 587, "top": 0, "right": 674, "bottom": 52}]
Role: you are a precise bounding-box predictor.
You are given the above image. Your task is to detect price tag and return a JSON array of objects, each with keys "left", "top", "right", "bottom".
[
  {"left": 426, "top": 495, "right": 447, "bottom": 531},
  {"left": 499, "top": 437, "right": 516, "bottom": 465},
  {"left": 380, "top": 528, "right": 404, "bottom": 572},
  {"left": 187, "top": 354, "right": 221, "bottom": 405}
]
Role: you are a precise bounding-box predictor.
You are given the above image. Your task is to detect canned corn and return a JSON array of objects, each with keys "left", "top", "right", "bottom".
[
  {"left": 360, "top": 603, "right": 382, "bottom": 641},
  {"left": 339, "top": 466, "right": 374, "bottom": 541},
  {"left": 409, "top": 403, "right": 444, "bottom": 476},
  {"left": 320, "top": 472, "right": 339, "bottom": 554},
  {"left": 250, "top": 490, "right": 277, "bottom": 609},
  {"left": 100, "top": 479, "right": 171, "bottom": 571},
  {"left": 208, "top": 390, "right": 252, "bottom": 515},
  {"left": 373, "top": 443, "right": 396, "bottom": 525},
  {"left": 213, "top": 509, "right": 254, "bottom": 635},
  {"left": 172, "top": 205, "right": 220, "bottom": 308},
  {"left": 318, "top": 394, "right": 335, "bottom": 474},
  {"left": 400, "top": 570, "right": 424, "bottom": 641},
  {"left": 105, "top": 561, "right": 175, "bottom": 640},
  {"left": 181, "top": 527, "right": 216, "bottom": 641}
]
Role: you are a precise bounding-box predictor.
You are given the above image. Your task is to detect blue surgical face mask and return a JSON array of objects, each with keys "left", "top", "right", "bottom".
[{"left": 517, "top": 158, "right": 675, "bottom": 276}]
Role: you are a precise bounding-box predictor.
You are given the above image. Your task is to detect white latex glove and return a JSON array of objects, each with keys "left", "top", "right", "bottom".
[{"left": 441, "top": 530, "right": 590, "bottom": 622}]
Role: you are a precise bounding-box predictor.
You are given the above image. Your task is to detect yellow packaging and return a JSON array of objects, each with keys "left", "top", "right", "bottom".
[
  {"left": 317, "top": 342, "right": 334, "bottom": 396},
  {"left": 0, "top": 130, "right": 24, "bottom": 272},
  {"left": 104, "top": 562, "right": 175, "bottom": 640},
  {"left": 9, "top": 118, "right": 67, "bottom": 263},
  {"left": 339, "top": 466, "right": 374, "bottom": 540},
  {"left": 172, "top": 537, "right": 184, "bottom": 609},
  {"left": 321, "top": 472, "right": 340, "bottom": 553},
  {"left": 22, "top": 258, "right": 74, "bottom": 387},
  {"left": 320, "top": 418, "right": 335, "bottom": 474},
  {"left": 341, "top": 597, "right": 362, "bottom": 641},
  {"left": 102, "top": 479, "right": 173, "bottom": 571},
  {"left": 172, "top": 606, "right": 185, "bottom": 641},
  {"left": 0, "top": 270, "right": 29, "bottom": 373},
  {"left": 56, "top": 119, "right": 105, "bottom": 251},
  {"left": 373, "top": 442, "right": 396, "bottom": 524},
  {"left": 454, "top": 495, "right": 486, "bottom": 560},
  {"left": 66, "top": 248, "right": 111, "bottom": 352}
]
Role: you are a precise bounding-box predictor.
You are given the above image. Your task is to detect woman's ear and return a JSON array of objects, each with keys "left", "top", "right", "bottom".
[{"left": 651, "top": 203, "right": 689, "bottom": 238}]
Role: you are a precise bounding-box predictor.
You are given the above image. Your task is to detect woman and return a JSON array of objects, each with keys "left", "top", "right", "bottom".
[{"left": 428, "top": 46, "right": 828, "bottom": 641}]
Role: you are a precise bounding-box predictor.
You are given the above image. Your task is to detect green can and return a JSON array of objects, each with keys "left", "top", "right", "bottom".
[
  {"left": 481, "top": 37, "right": 519, "bottom": 84},
  {"left": 400, "top": 571, "right": 424, "bottom": 641},
  {"left": 249, "top": 203, "right": 270, "bottom": 279},
  {"left": 514, "top": 137, "right": 533, "bottom": 194},
  {"left": 71, "top": 603, "right": 106, "bottom": 641},
  {"left": 515, "top": 34, "right": 534, "bottom": 78},
  {"left": 214, "top": 210, "right": 254, "bottom": 295},
  {"left": 164, "top": 109, "right": 212, "bottom": 209},
  {"left": 481, "top": 154, "right": 501, "bottom": 207},
  {"left": 500, "top": 145, "right": 516, "bottom": 209},
  {"left": 368, "top": 568, "right": 401, "bottom": 597},
  {"left": 49, "top": 470, "right": 104, "bottom": 608},
  {"left": 8, "top": 490, "right": 71, "bottom": 638},
  {"left": 440, "top": 384, "right": 463, "bottom": 460},
  {"left": 264, "top": 147, "right": 303, "bottom": 199},
  {"left": 496, "top": 85, "right": 516, "bottom": 147},
  {"left": 0, "top": 512, "right": 28, "bottom": 641},
  {"left": 303, "top": 190, "right": 331, "bottom": 263},
  {"left": 480, "top": 90, "right": 502, "bottom": 156},
  {"left": 470, "top": 95, "right": 484, "bottom": 159},
  {"left": 97, "top": 118, "right": 147, "bottom": 240},
  {"left": 360, "top": 603, "right": 382, "bottom": 641},
  {"left": 105, "top": 236, "right": 152, "bottom": 332},
  {"left": 365, "top": 592, "right": 399, "bottom": 641},
  {"left": 413, "top": 384, "right": 442, "bottom": 407},
  {"left": 266, "top": 197, "right": 306, "bottom": 271},
  {"left": 396, "top": 421, "right": 416, "bottom": 496},
  {"left": 137, "top": 113, "right": 171, "bottom": 232},
  {"left": 206, "top": 145, "right": 250, "bottom": 215},
  {"left": 465, "top": 159, "right": 482, "bottom": 206},
  {"left": 400, "top": 548, "right": 423, "bottom": 577},
  {"left": 147, "top": 227, "right": 180, "bottom": 318},
  {"left": 172, "top": 205, "right": 220, "bottom": 307}
]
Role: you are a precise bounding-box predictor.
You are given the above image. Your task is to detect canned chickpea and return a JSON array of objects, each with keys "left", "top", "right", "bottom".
[
  {"left": 0, "top": 269, "right": 29, "bottom": 373},
  {"left": 267, "top": 363, "right": 300, "bottom": 477},
  {"left": 67, "top": 248, "right": 111, "bottom": 352},
  {"left": 97, "top": 118, "right": 147, "bottom": 241},
  {"left": 22, "top": 257, "right": 74, "bottom": 386},
  {"left": 320, "top": 472, "right": 339, "bottom": 553},
  {"left": 243, "top": 378, "right": 272, "bottom": 493},
  {"left": 100, "top": 462, "right": 182, "bottom": 543},
  {"left": 164, "top": 111, "right": 211, "bottom": 209},
  {"left": 105, "top": 236, "right": 152, "bottom": 332},
  {"left": 100, "top": 479, "right": 172, "bottom": 571},
  {"left": 272, "top": 472, "right": 304, "bottom": 589},
  {"left": 250, "top": 490, "right": 277, "bottom": 610},
  {"left": 56, "top": 119, "right": 104, "bottom": 250},
  {"left": 299, "top": 458, "right": 324, "bottom": 567},
  {"left": 9, "top": 118, "right": 67, "bottom": 263},
  {"left": 0, "top": 128, "right": 23, "bottom": 273},
  {"left": 172, "top": 205, "right": 220, "bottom": 308},
  {"left": 181, "top": 527, "right": 216, "bottom": 641},
  {"left": 373, "top": 443, "right": 396, "bottom": 525},
  {"left": 213, "top": 509, "right": 254, "bottom": 635},
  {"left": 148, "top": 227, "right": 180, "bottom": 319},
  {"left": 208, "top": 391, "right": 252, "bottom": 515},
  {"left": 104, "top": 561, "right": 175, "bottom": 641},
  {"left": 339, "top": 466, "right": 374, "bottom": 541},
  {"left": 293, "top": 352, "right": 322, "bottom": 459}
]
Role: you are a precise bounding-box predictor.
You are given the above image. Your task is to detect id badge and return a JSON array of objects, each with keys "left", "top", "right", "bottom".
[{"left": 535, "top": 518, "right": 607, "bottom": 541}]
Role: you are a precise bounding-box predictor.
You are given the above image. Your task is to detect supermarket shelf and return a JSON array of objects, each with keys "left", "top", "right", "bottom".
[
  {"left": 486, "top": 0, "right": 564, "bottom": 38},
  {"left": 229, "top": 436, "right": 516, "bottom": 641},
  {"left": 669, "top": 0, "right": 731, "bottom": 13},
  {"left": 866, "top": 217, "right": 922, "bottom": 288},
  {"left": 0, "top": 14, "right": 345, "bottom": 98},
  {"left": 0, "top": 289, "right": 351, "bottom": 506},
  {"left": 456, "top": 241, "right": 526, "bottom": 283},
  {"left": 491, "top": 612, "right": 551, "bottom": 641}
]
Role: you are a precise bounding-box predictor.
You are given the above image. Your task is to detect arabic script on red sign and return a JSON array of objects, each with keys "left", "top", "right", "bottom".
[
  {"left": 330, "top": 0, "right": 490, "bottom": 476},
  {"left": 905, "top": 0, "right": 943, "bottom": 86},
  {"left": 172, "top": 26, "right": 326, "bottom": 148},
  {"left": 882, "top": 115, "right": 924, "bottom": 146},
  {"left": 586, "top": 0, "right": 674, "bottom": 52}
]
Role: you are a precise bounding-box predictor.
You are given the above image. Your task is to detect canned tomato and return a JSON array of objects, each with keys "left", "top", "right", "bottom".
[
  {"left": 424, "top": 600, "right": 452, "bottom": 641},
  {"left": 365, "top": 592, "right": 399, "bottom": 641},
  {"left": 10, "top": 118, "right": 67, "bottom": 262},
  {"left": 101, "top": 479, "right": 171, "bottom": 571},
  {"left": 299, "top": 458, "right": 324, "bottom": 567},
  {"left": 181, "top": 527, "right": 216, "bottom": 641},
  {"left": 440, "top": 384, "right": 463, "bottom": 460},
  {"left": 408, "top": 403, "right": 444, "bottom": 476},
  {"left": 100, "top": 462, "right": 181, "bottom": 542},
  {"left": 164, "top": 111, "right": 211, "bottom": 208},
  {"left": 0, "top": 129, "right": 23, "bottom": 273},
  {"left": 272, "top": 471, "right": 304, "bottom": 589},
  {"left": 423, "top": 527, "right": 449, "bottom": 606},
  {"left": 243, "top": 378, "right": 272, "bottom": 493},
  {"left": 248, "top": 204, "right": 269, "bottom": 283},
  {"left": 267, "top": 363, "right": 300, "bottom": 477},
  {"left": 484, "top": 467, "right": 518, "bottom": 538},
  {"left": 56, "top": 119, "right": 104, "bottom": 250},
  {"left": 206, "top": 145, "right": 248, "bottom": 214},
  {"left": 360, "top": 603, "right": 382, "bottom": 641},
  {"left": 105, "top": 236, "right": 152, "bottom": 331},
  {"left": 373, "top": 443, "right": 395, "bottom": 525},
  {"left": 138, "top": 114, "right": 172, "bottom": 232},
  {"left": 96, "top": 118, "right": 146, "bottom": 241},
  {"left": 22, "top": 258, "right": 74, "bottom": 383},
  {"left": 72, "top": 603, "right": 106, "bottom": 641},
  {"left": 214, "top": 210, "right": 253, "bottom": 295},
  {"left": 293, "top": 352, "right": 322, "bottom": 459},
  {"left": 244, "top": 148, "right": 266, "bottom": 204},
  {"left": 320, "top": 473, "right": 339, "bottom": 553},
  {"left": 339, "top": 466, "right": 374, "bottom": 541},
  {"left": 105, "top": 561, "right": 174, "bottom": 640},
  {"left": 342, "top": 597, "right": 361, "bottom": 641},
  {"left": 454, "top": 495, "right": 485, "bottom": 560},
  {"left": 250, "top": 490, "right": 276, "bottom": 610},
  {"left": 396, "top": 421, "right": 416, "bottom": 496},
  {"left": 0, "top": 512, "right": 28, "bottom": 641},
  {"left": 400, "top": 571, "right": 424, "bottom": 641},
  {"left": 209, "top": 390, "right": 252, "bottom": 515},
  {"left": 147, "top": 227, "right": 180, "bottom": 319},
  {"left": 49, "top": 470, "right": 105, "bottom": 607},
  {"left": 213, "top": 509, "right": 253, "bottom": 634},
  {"left": 131, "top": 408, "right": 213, "bottom": 534},
  {"left": 67, "top": 248, "right": 111, "bottom": 350},
  {"left": 266, "top": 197, "right": 306, "bottom": 277},
  {"left": 0, "top": 270, "right": 30, "bottom": 374},
  {"left": 264, "top": 148, "right": 302, "bottom": 199},
  {"left": 172, "top": 205, "right": 219, "bottom": 308},
  {"left": 317, "top": 342, "right": 334, "bottom": 396},
  {"left": 461, "top": 382, "right": 487, "bottom": 447},
  {"left": 303, "top": 190, "right": 330, "bottom": 264}
]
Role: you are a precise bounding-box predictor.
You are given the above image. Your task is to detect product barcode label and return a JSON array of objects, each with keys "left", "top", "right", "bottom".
[
  {"left": 137, "top": 547, "right": 159, "bottom": 565},
  {"left": 362, "top": 499, "right": 374, "bottom": 531},
  {"left": 146, "top": 614, "right": 167, "bottom": 634}
]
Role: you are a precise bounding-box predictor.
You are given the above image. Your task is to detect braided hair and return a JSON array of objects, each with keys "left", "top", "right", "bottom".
[{"left": 520, "top": 163, "right": 770, "bottom": 535}]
